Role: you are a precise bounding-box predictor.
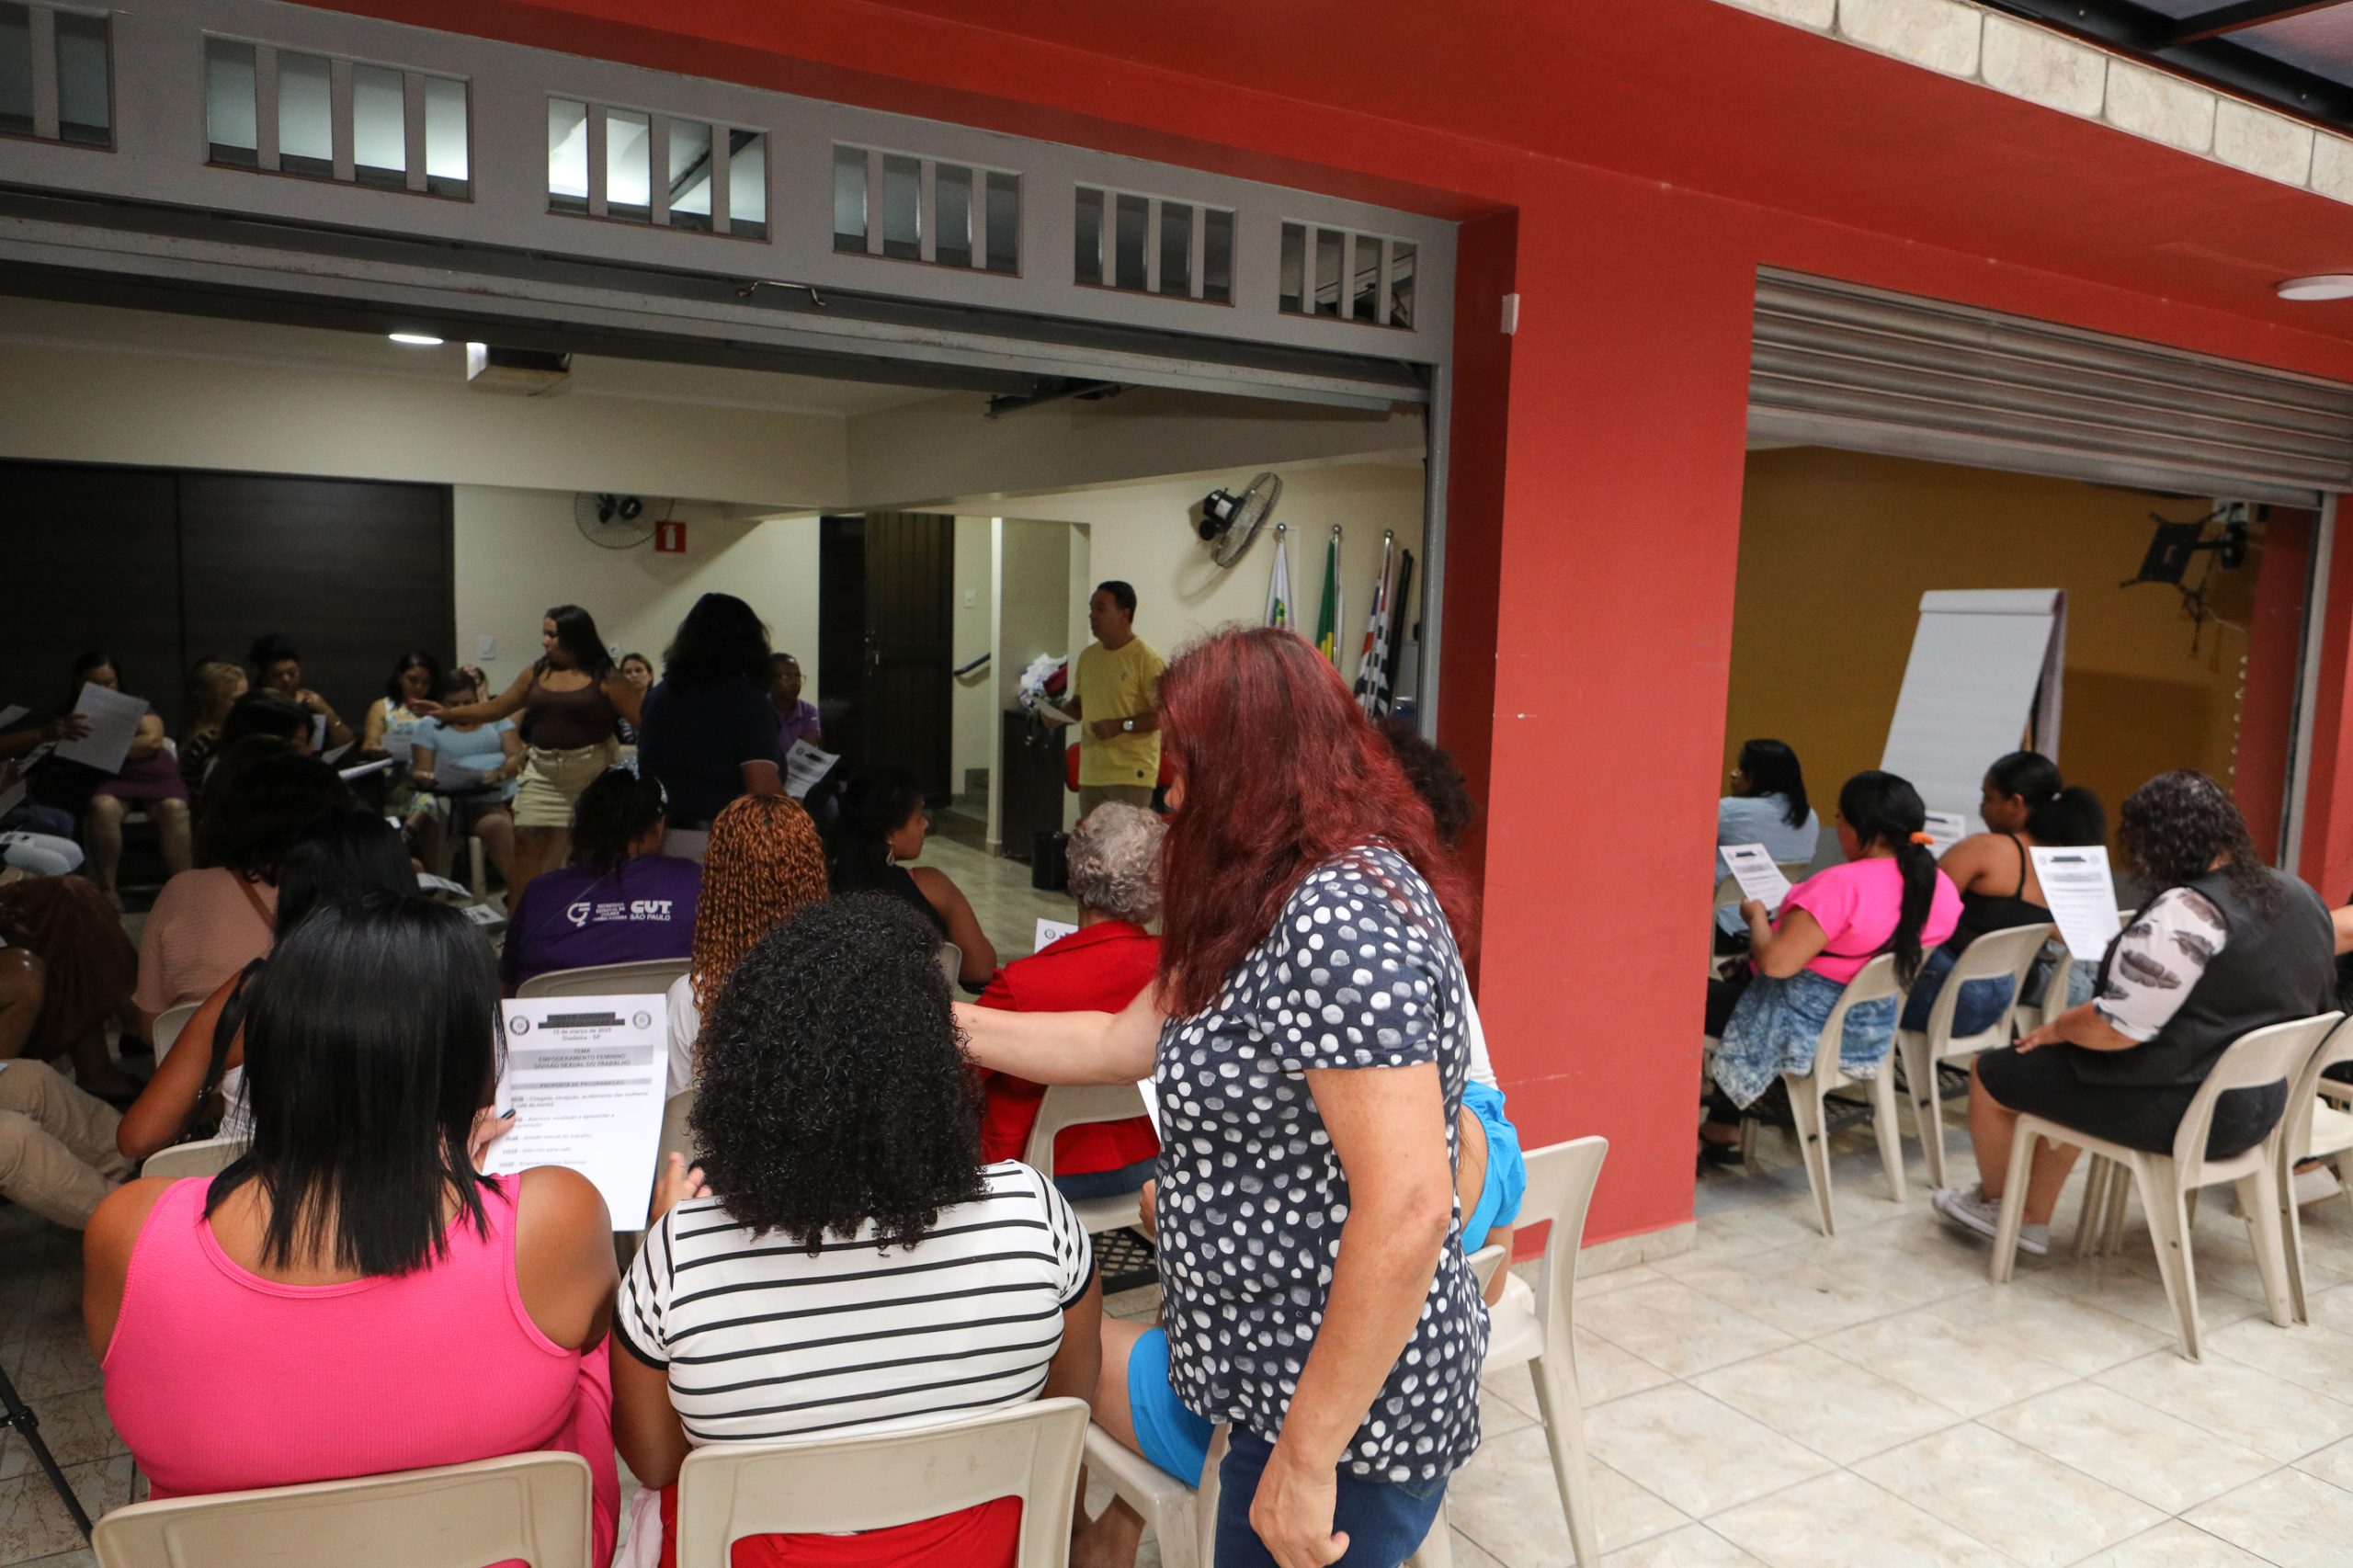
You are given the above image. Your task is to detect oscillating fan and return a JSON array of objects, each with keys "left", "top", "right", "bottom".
[
  {"left": 573, "top": 493, "right": 671, "bottom": 551},
  {"left": 1195, "top": 472, "right": 1282, "bottom": 569}
]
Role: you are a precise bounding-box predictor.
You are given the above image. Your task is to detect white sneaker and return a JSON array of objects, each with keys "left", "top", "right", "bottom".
[{"left": 1932, "top": 1184, "right": 2049, "bottom": 1257}]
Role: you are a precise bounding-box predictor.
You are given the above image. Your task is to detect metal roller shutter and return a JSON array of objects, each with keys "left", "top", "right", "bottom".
[{"left": 1749, "top": 268, "right": 2353, "bottom": 506}]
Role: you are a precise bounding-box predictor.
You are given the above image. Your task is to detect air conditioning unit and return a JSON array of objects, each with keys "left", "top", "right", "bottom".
[{"left": 464, "top": 343, "right": 572, "bottom": 395}]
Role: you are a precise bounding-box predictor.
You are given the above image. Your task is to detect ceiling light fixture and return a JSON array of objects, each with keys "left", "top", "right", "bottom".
[
  {"left": 387, "top": 331, "right": 445, "bottom": 346},
  {"left": 2276, "top": 276, "right": 2353, "bottom": 301}
]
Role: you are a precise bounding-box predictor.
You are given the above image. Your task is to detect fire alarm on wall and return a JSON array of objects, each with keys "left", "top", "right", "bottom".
[{"left": 654, "top": 520, "right": 688, "bottom": 553}]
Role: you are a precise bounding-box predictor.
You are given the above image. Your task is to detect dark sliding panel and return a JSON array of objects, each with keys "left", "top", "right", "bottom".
[
  {"left": 0, "top": 462, "right": 185, "bottom": 729},
  {"left": 177, "top": 474, "right": 454, "bottom": 730}
]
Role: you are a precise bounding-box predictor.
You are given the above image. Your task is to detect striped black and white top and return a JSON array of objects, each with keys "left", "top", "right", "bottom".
[{"left": 614, "top": 1161, "right": 1094, "bottom": 1446}]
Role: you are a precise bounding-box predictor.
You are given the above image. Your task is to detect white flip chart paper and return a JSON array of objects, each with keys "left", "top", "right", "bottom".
[
  {"left": 1033, "top": 917, "right": 1079, "bottom": 952},
  {"left": 1719, "top": 844, "right": 1794, "bottom": 914},
  {"left": 52, "top": 684, "right": 147, "bottom": 774},
  {"left": 1881, "top": 590, "right": 2066, "bottom": 825},
  {"left": 486, "top": 995, "right": 669, "bottom": 1231},
  {"left": 2029, "top": 846, "right": 2123, "bottom": 962}
]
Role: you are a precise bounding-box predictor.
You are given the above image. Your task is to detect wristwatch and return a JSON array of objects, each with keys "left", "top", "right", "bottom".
[{"left": 1121, "top": 719, "right": 1135, "bottom": 733}]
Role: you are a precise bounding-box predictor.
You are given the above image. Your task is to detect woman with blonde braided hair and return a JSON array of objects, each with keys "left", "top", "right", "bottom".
[{"left": 662, "top": 792, "right": 827, "bottom": 1094}]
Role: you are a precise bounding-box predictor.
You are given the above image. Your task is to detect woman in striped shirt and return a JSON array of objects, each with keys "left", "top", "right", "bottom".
[{"left": 610, "top": 892, "right": 1102, "bottom": 1568}]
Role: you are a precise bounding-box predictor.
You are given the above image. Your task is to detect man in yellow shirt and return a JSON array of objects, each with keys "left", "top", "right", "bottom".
[{"left": 1056, "top": 581, "right": 1165, "bottom": 812}]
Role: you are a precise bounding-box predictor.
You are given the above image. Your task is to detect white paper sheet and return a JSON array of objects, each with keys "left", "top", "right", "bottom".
[
  {"left": 52, "top": 683, "right": 148, "bottom": 774},
  {"left": 485, "top": 994, "right": 669, "bottom": 1230},
  {"left": 323, "top": 742, "right": 355, "bottom": 765},
  {"left": 782, "top": 739, "right": 839, "bottom": 800},
  {"left": 311, "top": 713, "right": 329, "bottom": 754},
  {"left": 1881, "top": 590, "right": 2066, "bottom": 824},
  {"left": 337, "top": 757, "right": 395, "bottom": 780},
  {"left": 1718, "top": 844, "right": 1794, "bottom": 914},
  {"left": 0, "top": 705, "right": 27, "bottom": 732},
  {"left": 2029, "top": 846, "right": 2123, "bottom": 962},
  {"left": 1136, "top": 1076, "right": 1161, "bottom": 1137},
  {"left": 1033, "top": 917, "right": 1078, "bottom": 952},
  {"left": 415, "top": 871, "right": 471, "bottom": 898},
  {"left": 1921, "top": 811, "right": 1972, "bottom": 859}
]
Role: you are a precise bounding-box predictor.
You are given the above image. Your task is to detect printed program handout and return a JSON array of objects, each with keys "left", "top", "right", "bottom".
[
  {"left": 52, "top": 683, "right": 147, "bottom": 774},
  {"left": 2029, "top": 845, "right": 2124, "bottom": 961},
  {"left": 1719, "top": 844, "right": 1794, "bottom": 914},
  {"left": 483, "top": 995, "right": 668, "bottom": 1229}
]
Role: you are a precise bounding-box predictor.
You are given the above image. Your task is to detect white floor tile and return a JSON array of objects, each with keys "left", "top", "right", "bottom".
[
  {"left": 2201, "top": 1314, "right": 2353, "bottom": 1388},
  {"left": 1600, "top": 1522, "right": 1769, "bottom": 1567},
  {"left": 1929, "top": 1280, "right": 2170, "bottom": 1376},
  {"left": 1448, "top": 1424, "right": 1688, "bottom": 1561},
  {"left": 2184, "top": 1466, "right": 2353, "bottom": 1567},
  {"left": 2070, "top": 1518, "right": 2279, "bottom": 1566},
  {"left": 1580, "top": 1383, "right": 1833, "bottom": 1519},
  {"left": 1815, "top": 1302, "right": 2077, "bottom": 1417},
  {"left": 1665, "top": 1250, "right": 1915, "bottom": 1339},
  {"left": 2092, "top": 1347, "right": 2353, "bottom": 1463},
  {"left": 1688, "top": 1343, "right": 1960, "bottom": 1464},
  {"left": 1853, "top": 1422, "right": 2164, "bottom": 1568},
  {"left": 1578, "top": 1279, "right": 1795, "bottom": 1380},
  {"left": 1708, "top": 1470, "right": 2011, "bottom": 1568},
  {"left": 1978, "top": 1381, "right": 2275, "bottom": 1513}
]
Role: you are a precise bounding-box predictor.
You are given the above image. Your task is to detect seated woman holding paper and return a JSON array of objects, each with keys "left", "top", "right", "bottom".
[
  {"left": 1932, "top": 770, "right": 2336, "bottom": 1257},
  {"left": 134, "top": 753, "right": 348, "bottom": 1028},
  {"left": 501, "top": 767, "right": 699, "bottom": 995},
  {"left": 664, "top": 792, "right": 828, "bottom": 1095},
  {"left": 611, "top": 893, "right": 1100, "bottom": 1568},
  {"left": 976, "top": 802, "right": 1164, "bottom": 1202},
  {"left": 1713, "top": 738, "right": 1821, "bottom": 953},
  {"left": 811, "top": 763, "right": 997, "bottom": 988},
  {"left": 117, "top": 811, "right": 414, "bottom": 1164},
  {"left": 87, "top": 894, "right": 620, "bottom": 1563},
  {"left": 362, "top": 651, "right": 447, "bottom": 873},
  {"left": 1900, "top": 751, "right": 2106, "bottom": 1039},
  {"left": 412, "top": 665, "right": 522, "bottom": 889},
  {"left": 1700, "top": 770, "right": 1962, "bottom": 1164},
  {"left": 45, "top": 653, "right": 193, "bottom": 910}
]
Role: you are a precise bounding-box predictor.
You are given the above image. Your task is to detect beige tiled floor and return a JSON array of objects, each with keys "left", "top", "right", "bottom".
[{"left": 13, "top": 859, "right": 2353, "bottom": 1566}]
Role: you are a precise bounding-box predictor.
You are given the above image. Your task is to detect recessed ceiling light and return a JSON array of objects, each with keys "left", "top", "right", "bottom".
[
  {"left": 387, "top": 332, "right": 445, "bottom": 346},
  {"left": 2276, "top": 276, "right": 2353, "bottom": 301}
]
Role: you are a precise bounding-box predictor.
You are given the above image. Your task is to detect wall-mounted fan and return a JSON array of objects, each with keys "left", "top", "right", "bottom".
[
  {"left": 1196, "top": 472, "right": 1281, "bottom": 569},
  {"left": 573, "top": 493, "right": 672, "bottom": 551}
]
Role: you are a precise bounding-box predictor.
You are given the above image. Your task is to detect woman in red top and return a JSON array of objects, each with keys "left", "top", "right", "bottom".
[{"left": 975, "top": 802, "right": 1162, "bottom": 1197}]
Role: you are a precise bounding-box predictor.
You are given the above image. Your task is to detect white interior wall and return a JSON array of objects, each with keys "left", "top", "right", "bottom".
[{"left": 453, "top": 488, "right": 824, "bottom": 699}]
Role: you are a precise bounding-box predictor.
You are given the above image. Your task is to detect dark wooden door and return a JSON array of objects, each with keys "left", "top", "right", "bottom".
[
  {"left": 178, "top": 473, "right": 453, "bottom": 727},
  {"left": 0, "top": 463, "right": 185, "bottom": 728},
  {"left": 817, "top": 512, "right": 954, "bottom": 797}
]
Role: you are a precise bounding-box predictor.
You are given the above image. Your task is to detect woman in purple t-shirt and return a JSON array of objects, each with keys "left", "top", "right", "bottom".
[
  {"left": 501, "top": 768, "right": 700, "bottom": 994},
  {"left": 1700, "top": 771, "right": 1961, "bottom": 1165}
]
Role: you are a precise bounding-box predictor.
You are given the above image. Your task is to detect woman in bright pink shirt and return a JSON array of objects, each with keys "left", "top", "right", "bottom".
[
  {"left": 85, "top": 895, "right": 620, "bottom": 1564},
  {"left": 1700, "top": 770, "right": 1961, "bottom": 1162}
]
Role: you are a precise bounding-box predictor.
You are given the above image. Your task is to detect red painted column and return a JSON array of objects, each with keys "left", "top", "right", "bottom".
[
  {"left": 2299, "top": 510, "right": 2353, "bottom": 902},
  {"left": 2235, "top": 508, "right": 2312, "bottom": 863},
  {"left": 1460, "top": 176, "right": 1758, "bottom": 1246}
]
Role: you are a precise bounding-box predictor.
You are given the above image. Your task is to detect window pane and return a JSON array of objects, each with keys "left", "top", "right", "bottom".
[
  {"left": 52, "top": 10, "right": 106, "bottom": 146},
  {"left": 1279, "top": 222, "right": 1305, "bottom": 314},
  {"left": 1351, "top": 236, "right": 1381, "bottom": 323},
  {"left": 351, "top": 63, "right": 405, "bottom": 186},
  {"left": 665, "top": 118, "right": 711, "bottom": 228},
  {"left": 1111, "top": 192, "right": 1147, "bottom": 292},
  {"left": 606, "top": 108, "right": 650, "bottom": 220},
  {"left": 832, "top": 143, "right": 866, "bottom": 253},
  {"left": 934, "top": 163, "right": 973, "bottom": 268},
  {"left": 1388, "top": 241, "right": 1415, "bottom": 328},
  {"left": 1159, "top": 202, "right": 1192, "bottom": 297},
  {"left": 1313, "top": 227, "right": 1343, "bottom": 317},
  {"left": 547, "top": 97, "right": 587, "bottom": 211},
  {"left": 0, "top": 5, "right": 34, "bottom": 137},
  {"left": 1202, "top": 209, "right": 1233, "bottom": 304},
  {"left": 985, "top": 172, "right": 1019, "bottom": 274},
  {"left": 423, "top": 75, "right": 467, "bottom": 193},
  {"left": 278, "top": 52, "right": 333, "bottom": 176},
  {"left": 727, "top": 131, "right": 765, "bottom": 238},
  {"left": 204, "top": 38, "right": 257, "bottom": 165},
  {"left": 881, "top": 153, "right": 920, "bottom": 260},
  {"left": 1074, "top": 187, "right": 1104, "bottom": 287}
]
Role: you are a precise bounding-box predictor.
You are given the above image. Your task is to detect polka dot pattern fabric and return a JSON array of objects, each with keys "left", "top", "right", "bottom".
[{"left": 1154, "top": 845, "right": 1485, "bottom": 1484}]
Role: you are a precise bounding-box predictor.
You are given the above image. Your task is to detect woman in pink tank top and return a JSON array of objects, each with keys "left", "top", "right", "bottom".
[{"left": 85, "top": 895, "right": 621, "bottom": 1564}]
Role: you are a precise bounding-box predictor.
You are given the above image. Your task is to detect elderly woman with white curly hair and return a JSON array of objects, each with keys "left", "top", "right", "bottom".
[{"left": 974, "top": 801, "right": 1164, "bottom": 1200}]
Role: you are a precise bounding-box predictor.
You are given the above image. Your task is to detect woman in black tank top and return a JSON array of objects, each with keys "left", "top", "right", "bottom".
[
  {"left": 1900, "top": 752, "right": 2104, "bottom": 1035},
  {"left": 810, "top": 764, "right": 999, "bottom": 991}
]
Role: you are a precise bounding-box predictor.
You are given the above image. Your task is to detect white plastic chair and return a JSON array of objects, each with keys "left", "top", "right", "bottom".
[
  {"left": 516, "top": 957, "right": 689, "bottom": 998},
  {"left": 1022, "top": 1082, "right": 1153, "bottom": 1235},
  {"left": 1995, "top": 1011, "right": 2342, "bottom": 1360},
  {"left": 938, "top": 941, "right": 964, "bottom": 991},
  {"left": 673, "top": 1398, "right": 1087, "bottom": 1567},
  {"left": 1894, "top": 924, "right": 2052, "bottom": 1188},
  {"left": 141, "top": 1135, "right": 247, "bottom": 1180},
  {"left": 93, "top": 1450, "right": 593, "bottom": 1568},
  {"left": 1781, "top": 954, "right": 1910, "bottom": 1236},
  {"left": 152, "top": 1001, "right": 201, "bottom": 1064},
  {"left": 2009, "top": 944, "right": 2075, "bottom": 1039},
  {"left": 1480, "top": 1135, "right": 1609, "bottom": 1566},
  {"left": 2279, "top": 1017, "right": 2353, "bottom": 1322}
]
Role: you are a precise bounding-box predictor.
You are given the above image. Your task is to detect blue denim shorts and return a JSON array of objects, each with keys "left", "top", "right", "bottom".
[{"left": 1213, "top": 1429, "right": 1449, "bottom": 1568}]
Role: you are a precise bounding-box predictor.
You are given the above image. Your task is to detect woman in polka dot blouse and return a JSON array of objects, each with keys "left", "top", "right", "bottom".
[{"left": 958, "top": 627, "right": 1483, "bottom": 1568}]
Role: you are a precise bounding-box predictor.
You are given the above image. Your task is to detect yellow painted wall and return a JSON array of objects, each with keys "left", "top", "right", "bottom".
[{"left": 1723, "top": 449, "right": 2263, "bottom": 838}]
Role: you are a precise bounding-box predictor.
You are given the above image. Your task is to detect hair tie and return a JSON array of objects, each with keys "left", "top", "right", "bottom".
[{"left": 1908, "top": 831, "right": 1937, "bottom": 846}]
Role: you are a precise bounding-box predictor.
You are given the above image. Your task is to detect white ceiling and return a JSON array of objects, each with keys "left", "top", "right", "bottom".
[{"left": 0, "top": 295, "right": 945, "bottom": 417}]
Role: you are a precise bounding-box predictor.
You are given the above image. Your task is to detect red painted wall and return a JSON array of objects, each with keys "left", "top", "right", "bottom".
[
  {"left": 318, "top": 0, "right": 2353, "bottom": 1245},
  {"left": 2237, "top": 510, "right": 2314, "bottom": 864}
]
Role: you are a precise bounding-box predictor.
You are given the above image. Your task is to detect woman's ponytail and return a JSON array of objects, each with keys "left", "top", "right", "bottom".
[
  {"left": 2028, "top": 784, "right": 2107, "bottom": 848},
  {"left": 1837, "top": 769, "right": 1938, "bottom": 986},
  {"left": 1891, "top": 837, "right": 1937, "bottom": 987}
]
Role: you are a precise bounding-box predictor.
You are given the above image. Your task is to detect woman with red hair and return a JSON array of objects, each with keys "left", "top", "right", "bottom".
[{"left": 959, "top": 626, "right": 1481, "bottom": 1568}]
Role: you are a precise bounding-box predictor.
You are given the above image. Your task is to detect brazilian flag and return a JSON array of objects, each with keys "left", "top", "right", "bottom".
[{"left": 1314, "top": 530, "right": 1342, "bottom": 665}]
